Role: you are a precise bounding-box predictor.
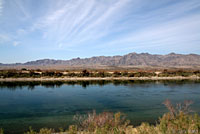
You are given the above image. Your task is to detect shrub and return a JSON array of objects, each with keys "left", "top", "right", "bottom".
[
  {"left": 38, "top": 128, "right": 54, "bottom": 134},
  {"left": 163, "top": 99, "right": 193, "bottom": 117},
  {"left": 113, "top": 71, "right": 121, "bottom": 77},
  {"left": 121, "top": 71, "right": 129, "bottom": 77},
  {"left": 82, "top": 70, "right": 90, "bottom": 77},
  {"left": 68, "top": 125, "right": 78, "bottom": 134},
  {"left": 72, "top": 110, "right": 129, "bottom": 133},
  {"left": 0, "top": 128, "right": 3, "bottom": 134},
  {"left": 158, "top": 112, "right": 200, "bottom": 134},
  {"left": 70, "top": 100, "right": 200, "bottom": 134},
  {"left": 24, "top": 127, "right": 37, "bottom": 134},
  {"left": 21, "top": 68, "right": 27, "bottom": 71},
  {"left": 128, "top": 73, "right": 135, "bottom": 77},
  {"left": 45, "top": 71, "right": 55, "bottom": 77},
  {"left": 67, "top": 72, "right": 76, "bottom": 77},
  {"left": 96, "top": 72, "right": 106, "bottom": 77},
  {"left": 134, "top": 123, "right": 159, "bottom": 134},
  {"left": 55, "top": 72, "right": 63, "bottom": 77},
  {"left": 24, "top": 127, "right": 55, "bottom": 134},
  {"left": 158, "top": 99, "right": 200, "bottom": 134}
]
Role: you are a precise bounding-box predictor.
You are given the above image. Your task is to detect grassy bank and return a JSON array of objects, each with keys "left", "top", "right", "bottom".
[
  {"left": 1, "top": 69, "right": 200, "bottom": 82},
  {"left": 1, "top": 69, "right": 200, "bottom": 79},
  {"left": 1, "top": 100, "right": 199, "bottom": 134}
]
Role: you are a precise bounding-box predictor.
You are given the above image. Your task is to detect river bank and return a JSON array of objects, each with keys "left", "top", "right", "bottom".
[{"left": 0, "top": 76, "right": 200, "bottom": 82}]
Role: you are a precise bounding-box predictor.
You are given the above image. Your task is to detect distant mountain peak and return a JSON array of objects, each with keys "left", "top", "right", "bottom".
[
  {"left": 1, "top": 52, "right": 200, "bottom": 68},
  {"left": 168, "top": 52, "right": 176, "bottom": 55}
]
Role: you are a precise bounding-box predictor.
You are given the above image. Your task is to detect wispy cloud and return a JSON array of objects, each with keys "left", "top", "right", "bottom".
[
  {"left": 90, "top": 0, "right": 200, "bottom": 52},
  {"left": 12, "top": 0, "right": 30, "bottom": 19},
  {"left": 0, "top": 34, "right": 11, "bottom": 44},
  {"left": 17, "top": 28, "right": 27, "bottom": 35},
  {"left": 105, "top": 14, "right": 200, "bottom": 46},
  {"left": 1, "top": 0, "right": 200, "bottom": 48},
  {"left": 36, "top": 0, "right": 200, "bottom": 51},
  {"left": 13, "top": 41, "right": 20, "bottom": 46},
  {"left": 0, "top": 0, "right": 200, "bottom": 62},
  {"left": 30, "top": 0, "right": 132, "bottom": 47},
  {"left": 0, "top": 0, "right": 3, "bottom": 16}
]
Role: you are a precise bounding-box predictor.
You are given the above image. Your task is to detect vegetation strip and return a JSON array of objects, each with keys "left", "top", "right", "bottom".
[{"left": 0, "top": 76, "right": 200, "bottom": 82}]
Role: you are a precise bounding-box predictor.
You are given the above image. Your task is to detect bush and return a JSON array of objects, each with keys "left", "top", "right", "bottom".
[
  {"left": 121, "top": 71, "right": 129, "bottom": 77},
  {"left": 96, "top": 72, "right": 106, "bottom": 77},
  {"left": 21, "top": 68, "right": 27, "bottom": 71},
  {"left": 0, "top": 128, "right": 3, "bottom": 134},
  {"left": 68, "top": 125, "right": 78, "bottom": 134},
  {"left": 113, "top": 71, "right": 121, "bottom": 77},
  {"left": 72, "top": 110, "right": 129, "bottom": 133},
  {"left": 38, "top": 128, "right": 54, "bottom": 134},
  {"left": 158, "top": 99, "right": 200, "bottom": 134},
  {"left": 24, "top": 127, "right": 55, "bottom": 134},
  {"left": 134, "top": 123, "right": 159, "bottom": 134},
  {"left": 67, "top": 72, "right": 76, "bottom": 77},
  {"left": 24, "top": 127, "right": 37, "bottom": 134},
  {"left": 82, "top": 70, "right": 90, "bottom": 77},
  {"left": 158, "top": 112, "right": 200, "bottom": 134},
  {"left": 69, "top": 100, "right": 200, "bottom": 134}
]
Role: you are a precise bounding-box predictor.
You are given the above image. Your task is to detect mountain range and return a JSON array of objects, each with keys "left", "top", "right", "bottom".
[{"left": 1, "top": 52, "right": 200, "bottom": 69}]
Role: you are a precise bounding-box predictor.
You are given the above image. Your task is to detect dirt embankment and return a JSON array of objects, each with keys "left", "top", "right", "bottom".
[{"left": 0, "top": 76, "right": 199, "bottom": 82}]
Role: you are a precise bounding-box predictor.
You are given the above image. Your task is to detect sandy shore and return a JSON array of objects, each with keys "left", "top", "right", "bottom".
[{"left": 0, "top": 76, "right": 200, "bottom": 82}]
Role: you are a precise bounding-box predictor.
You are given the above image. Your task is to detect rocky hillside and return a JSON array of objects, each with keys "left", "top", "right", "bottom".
[{"left": 1, "top": 52, "right": 200, "bottom": 68}]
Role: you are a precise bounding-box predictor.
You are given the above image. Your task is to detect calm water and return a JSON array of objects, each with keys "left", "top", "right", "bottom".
[{"left": 0, "top": 80, "right": 200, "bottom": 134}]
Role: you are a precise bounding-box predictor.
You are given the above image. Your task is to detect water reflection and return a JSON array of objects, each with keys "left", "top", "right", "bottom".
[{"left": 0, "top": 80, "right": 200, "bottom": 90}]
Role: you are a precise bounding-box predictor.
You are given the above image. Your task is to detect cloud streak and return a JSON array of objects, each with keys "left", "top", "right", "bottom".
[
  {"left": 12, "top": 0, "right": 30, "bottom": 19},
  {"left": 30, "top": 0, "right": 132, "bottom": 46},
  {"left": 13, "top": 41, "right": 20, "bottom": 46},
  {"left": 0, "top": 34, "right": 10, "bottom": 44},
  {"left": 0, "top": 0, "right": 3, "bottom": 16},
  {"left": 0, "top": 0, "right": 200, "bottom": 62}
]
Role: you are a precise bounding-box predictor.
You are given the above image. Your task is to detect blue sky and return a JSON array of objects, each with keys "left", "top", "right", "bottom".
[{"left": 0, "top": 0, "right": 200, "bottom": 63}]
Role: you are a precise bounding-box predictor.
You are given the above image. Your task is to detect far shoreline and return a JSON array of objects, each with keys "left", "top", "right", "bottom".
[{"left": 0, "top": 76, "right": 200, "bottom": 82}]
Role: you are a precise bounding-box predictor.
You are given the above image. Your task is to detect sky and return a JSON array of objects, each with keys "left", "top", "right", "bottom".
[{"left": 0, "top": 0, "right": 200, "bottom": 63}]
